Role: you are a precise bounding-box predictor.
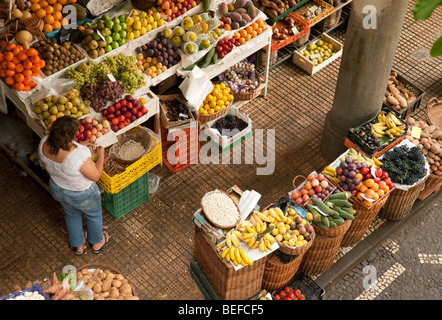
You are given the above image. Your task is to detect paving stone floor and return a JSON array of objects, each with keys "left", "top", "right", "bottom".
[{"left": 0, "top": 0, "right": 440, "bottom": 300}]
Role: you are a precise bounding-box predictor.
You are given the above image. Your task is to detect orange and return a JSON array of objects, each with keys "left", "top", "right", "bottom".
[
  {"left": 31, "top": 64, "right": 41, "bottom": 73},
  {"left": 383, "top": 185, "right": 390, "bottom": 193},
  {"left": 52, "top": 20, "right": 62, "bottom": 30},
  {"left": 14, "top": 73, "right": 24, "bottom": 83},
  {"left": 23, "top": 69, "right": 33, "bottom": 77},
  {"left": 45, "top": 5, "right": 54, "bottom": 15},
  {"left": 58, "top": 0, "right": 68, "bottom": 4},
  {"left": 0, "top": 70, "right": 6, "bottom": 78},
  {"left": 233, "top": 32, "right": 240, "bottom": 40},
  {"left": 256, "top": 27, "right": 263, "bottom": 34},
  {"left": 378, "top": 181, "right": 387, "bottom": 190},
  {"left": 23, "top": 77, "right": 35, "bottom": 86},
  {"left": 246, "top": 26, "right": 253, "bottom": 34},
  {"left": 53, "top": 11, "right": 63, "bottom": 20},
  {"left": 355, "top": 173, "right": 363, "bottom": 180},
  {"left": 5, "top": 76, "right": 14, "bottom": 86},
  {"left": 17, "top": 51, "right": 28, "bottom": 61},
  {"left": 364, "top": 179, "right": 375, "bottom": 188},
  {"left": 7, "top": 61, "right": 16, "bottom": 70},
  {"left": 23, "top": 85, "right": 31, "bottom": 91},
  {"left": 23, "top": 60, "right": 33, "bottom": 69},
  {"left": 301, "top": 188, "right": 308, "bottom": 196},
  {"left": 68, "top": 0, "right": 77, "bottom": 3},
  {"left": 304, "top": 181, "right": 312, "bottom": 191},
  {"left": 251, "top": 30, "right": 257, "bottom": 38},
  {"left": 224, "top": 24, "right": 231, "bottom": 31},
  {"left": 53, "top": 3, "right": 62, "bottom": 11},
  {"left": 30, "top": 0, "right": 39, "bottom": 3},
  {"left": 365, "top": 188, "right": 376, "bottom": 199},
  {"left": 356, "top": 193, "right": 364, "bottom": 201},
  {"left": 15, "top": 63, "right": 24, "bottom": 73},
  {"left": 12, "top": 57, "right": 20, "bottom": 65},
  {"left": 4, "top": 51, "right": 14, "bottom": 61},
  {"left": 239, "top": 37, "right": 246, "bottom": 45},
  {"left": 376, "top": 189, "right": 385, "bottom": 198},
  {"left": 251, "top": 22, "right": 258, "bottom": 30},
  {"left": 245, "top": 33, "right": 251, "bottom": 41},
  {"left": 44, "top": 14, "right": 55, "bottom": 24},
  {"left": 6, "top": 43, "right": 16, "bottom": 51},
  {"left": 31, "top": 3, "right": 41, "bottom": 11},
  {"left": 39, "top": 59, "right": 46, "bottom": 68},
  {"left": 372, "top": 192, "right": 379, "bottom": 201},
  {"left": 47, "top": 0, "right": 57, "bottom": 4},
  {"left": 359, "top": 184, "right": 368, "bottom": 193},
  {"left": 14, "top": 82, "right": 25, "bottom": 91},
  {"left": 371, "top": 183, "right": 379, "bottom": 192},
  {"left": 26, "top": 48, "right": 39, "bottom": 57},
  {"left": 363, "top": 200, "right": 373, "bottom": 207},
  {"left": 5, "top": 69, "right": 15, "bottom": 77},
  {"left": 36, "top": 8, "right": 47, "bottom": 18},
  {"left": 40, "top": 1, "right": 49, "bottom": 8},
  {"left": 0, "top": 53, "right": 3, "bottom": 63},
  {"left": 239, "top": 29, "right": 247, "bottom": 38},
  {"left": 12, "top": 45, "right": 24, "bottom": 55},
  {"left": 43, "top": 24, "right": 53, "bottom": 33},
  {"left": 1, "top": 61, "right": 8, "bottom": 69}
]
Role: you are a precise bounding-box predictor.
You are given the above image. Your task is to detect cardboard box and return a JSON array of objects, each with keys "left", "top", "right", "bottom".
[
  {"left": 158, "top": 94, "right": 195, "bottom": 129},
  {"left": 292, "top": 33, "right": 343, "bottom": 75},
  {"left": 201, "top": 106, "right": 252, "bottom": 152}
]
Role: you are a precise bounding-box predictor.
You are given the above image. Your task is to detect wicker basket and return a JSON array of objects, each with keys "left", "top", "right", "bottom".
[
  {"left": 340, "top": 193, "right": 390, "bottom": 247},
  {"left": 130, "top": 0, "right": 157, "bottom": 11},
  {"left": 0, "top": 32, "right": 14, "bottom": 43},
  {"left": 324, "top": 0, "right": 343, "bottom": 28},
  {"left": 257, "top": 49, "right": 277, "bottom": 68},
  {"left": 288, "top": 27, "right": 310, "bottom": 47},
  {"left": 313, "top": 216, "right": 352, "bottom": 238},
  {"left": 263, "top": 203, "right": 316, "bottom": 256},
  {"left": 23, "top": 16, "right": 45, "bottom": 39},
  {"left": 230, "top": 71, "right": 262, "bottom": 101},
  {"left": 201, "top": 190, "right": 241, "bottom": 229},
  {"left": 198, "top": 101, "right": 232, "bottom": 123},
  {"left": 379, "top": 178, "right": 427, "bottom": 221},
  {"left": 261, "top": 252, "right": 305, "bottom": 291},
  {"left": 193, "top": 226, "right": 267, "bottom": 300},
  {"left": 425, "top": 97, "right": 442, "bottom": 129},
  {"left": 424, "top": 173, "right": 442, "bottom": 190},
  {"left": 77, "top": 262, "right": 138, "bottom": 298}
]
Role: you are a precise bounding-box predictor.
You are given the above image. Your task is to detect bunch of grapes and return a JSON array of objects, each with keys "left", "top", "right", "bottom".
[{"left": 81, "top": 80, "right": 126, "bottom": 112}]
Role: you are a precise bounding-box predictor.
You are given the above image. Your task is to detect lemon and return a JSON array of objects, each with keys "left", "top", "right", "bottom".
[
  {"left": 209, "top": 101, "right": 216, "bottom": 108},
  {"left": 275, "top": 234, "right": 283, "bottom": 242},
  {"left": 295, "top": 241, "right": 304, "bottom": 247},
  {"left": 208, "top": 108, "right": 215, "bottom": 114},
  {"left": 219, "top": 82, "right": 226, "bottom": 89},
  {"left": 203, "top": 104, "right": 210, "bottom": 110},
  {"left": 214, "top": 105, "right": 221, "bottom": 112},
  {"left": 306, "top": 212, "right": 313, "bottom": 221}
]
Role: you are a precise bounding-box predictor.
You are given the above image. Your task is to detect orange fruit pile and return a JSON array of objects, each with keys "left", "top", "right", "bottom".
[
  {"left": 30, "top": 0, "right": 77, "bottom": 33},
  {"left": 232, "top": 19, "right": 267, "bottom": 45},
  {"left": 0, "top": 43, "right": 43, "bottom": 91},
  {"left": 355, "top": 178, "right": 390, "bottom": 207}
]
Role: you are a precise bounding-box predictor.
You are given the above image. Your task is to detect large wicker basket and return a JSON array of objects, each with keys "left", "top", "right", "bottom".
[
  {"left": 299, "top": 219, "right": 351, "bottom": 275},
  {"left": 193, "top": 226, "right": 266, "bottom": 300},
  {"left": 261, "top": 252, "right": 305, "bottom": 291},
  {"left": 230, "top": 71, "right": 262, "bottom": 101},
  {"left": 340, "top": 193, "right": 390, "bottom": 247},
  {"left": 130, "top": 0, "right": 156, "bottom": 11},
  {"left": 324, "top": 0, "right": 343, "bottom": 28},
  {"left": 197, "top": 101, "right": 232, "bottom": 123},
  {"left": 425, "top": 97, "right": 442, "bottom": 129},
  {"left": 379, "top": 178, "right": 427, "bottom": 221}
]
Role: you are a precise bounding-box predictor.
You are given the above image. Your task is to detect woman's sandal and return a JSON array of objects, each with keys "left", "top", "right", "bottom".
[
  {"left": 73, "top": 242, "right": 86, "bottom": 256},
  {"left": 92, "top": 230, "right": 110, "bottom": 254}
]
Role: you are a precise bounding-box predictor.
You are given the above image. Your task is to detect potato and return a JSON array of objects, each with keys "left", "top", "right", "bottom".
[
  {"left": 428, "top": 151, "right": 436, "bottom": 159},
  {"left": 126, "top": 296, "right": 140, "bottom": 300},
  {"left": 112, "top": 280, "right": 122, "bottom": 288},
  {"left": 423, "top": 149, "right": 428, "bottom": 155},
  {"left": 428, "top": 157, "right": 435, "bottom": 165},
  {"left": 109, "top": 287, "right": 120, "bottom": 298},
  {"left": 99, "top": 272, "right": 107, "bottom": 280},
  {"left": 97, "top": 291, "right": 110, "bottom": 299},
  {"left": 93, "top": 269, "right": 101, "bottom": 277},
  {"left": 431, "top": 144, "right": 441, "bottom": 155},
  {"left": 81, "top": 269, "right": 89, "bottom": 275},
  {"left": 102, "top": 279, "right": 112, "bottom": 292},
  {"left": 432, "top": 130, "right": 442, "bottom": 139},
  {"left": 424, "top": 142, "right": 432, "bottom": 150},
  {"left": 93, "top": 283, "right": 102, "bottom": 294},
  {"left": 435, "top": 170, "right": 442, "bottom": 175},
  {"left": 120, "top": 283, "right": 132, "bottom": 296},
  {"left": 86, "top": 281, "right": 95, "bottom": 289},
  {"left": 115, "top": 274, "right": 125, "bottom": 281}
]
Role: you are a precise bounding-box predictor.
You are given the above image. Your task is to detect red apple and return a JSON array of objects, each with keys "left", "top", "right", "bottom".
[
  {"left": 118, "top": 122, "right": 125, "bottom": 129},
  {"left": 111, "top": 124, "right": 119, "bottom": 132},
  {"left": 136, "top": 111, "right": 143, "bottom": 118},
  {"left": 124, "top": 111, "right": 132, "bottom": 119},
  {"left": 140, "top": 107, "right": 147, "bottom": 114},
  {"left": 107, "top": 105, "right": 115, "bottom": 113},
  {"left": 118, "top": 115, "right": 125, "bottom": 122}
]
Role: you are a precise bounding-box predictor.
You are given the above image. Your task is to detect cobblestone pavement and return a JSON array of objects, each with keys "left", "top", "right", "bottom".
[{"left": 324, "top": 194, "right": 441, "bottom": 300}]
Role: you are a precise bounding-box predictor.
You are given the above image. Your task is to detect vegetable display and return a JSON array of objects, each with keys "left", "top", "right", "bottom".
[
  {"left": 274, "top": 286, "right": 305, "bottom": 300},
  {"left": 380, "top": 145, "right": 427, "bottom": 186},
  {"left": 252, "top": 0, "right": 301, "bottom": 18},
  {"left": 383, "top": 71, "right": 417, "bottom": 112}
]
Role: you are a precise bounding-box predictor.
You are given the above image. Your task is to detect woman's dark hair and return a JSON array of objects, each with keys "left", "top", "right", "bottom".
[{"left": 47, "top": 116, "right": 80, "bottom": 155}]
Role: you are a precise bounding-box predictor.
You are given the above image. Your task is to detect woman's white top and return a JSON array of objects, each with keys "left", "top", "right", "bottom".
[{"left": 38, "top": 136, "right": 93, "bottom": 191}]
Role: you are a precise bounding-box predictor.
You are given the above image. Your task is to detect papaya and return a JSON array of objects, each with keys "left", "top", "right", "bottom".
[
  {"left": 311, "top": 198, "right": 332, "bottom": 215},
  {"left": 332, "top": 217, "right": 345, "bottom": 226},
  {"left": 326, "top": 199, "right": 352, "bottom": 208},
  {"left": 247, "top": 4, "right": 258, "bottom": 18},
  {"left": 200, "top": 47, "right": 216, "bottom": 68},
  {"left": 334, "top": 206, "right": 355, "bottom": 220},
  {"left": 328, "top": 191, "right": 352, "bottom": 200},
  {"left": 219, "top": 2, "right": 228, "bottom": 15}
]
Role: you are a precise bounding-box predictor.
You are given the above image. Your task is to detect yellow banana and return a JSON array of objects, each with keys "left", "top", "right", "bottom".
[
  {"left": 253, "top": 212, "right": 263, "bottom": 226},
  {"left": 217, "top": 242, "right": 226, "bottom": 252},
  {"left": 265, "top": 239, "right": 273, "bottom": 251},
  {"left": 265, "top": 233, "right": 276, "bottom": 243},
  {"left": 386, "top": 114, "right": 397, "bottom": 128},
  {"left": 377, "top": 111, "right": 387, "bottom": 123},
  {"left": 221, "top": 247, "right": 230, "bottom": 259},
  {"left": 267, "top": 208, "right": 277, "bottom": 218},
  {"left": 234, "top": 247, "right": 242, "bottom": 264},
  {"left": 250, "top": 215, "right": 257, "bottom": 226},
  {"left": 254, "top": 210, "right": 271, "bottom": 223},
  {"left": 247, "top": 238, "right": 256, "bottom": 248},
  {"left": 251, "top": 240, "right": 259, "bottom": 249},
  {"left": 389, "top": 112, "right": 403, "bottom": 126},
  {"left": 274, "top": 207, "right": 285, "bottom": 219},
  {"left": 239, "top": 247, "right": 253, "bottom": 266},
  {"left": 230, "top": 232, "right": 239, "bottom": 248},
  {"left": 245, "top": 225, "right": 256, "bottom": 234},
  {"left": 226, "top": 231, "right": 232, "bottom": 248},
  {"left": 259, "top": 239, "right": 266, "bottom": 252},
  {"left": 230, "top": 246, "right": 236, "bottom": 261}
]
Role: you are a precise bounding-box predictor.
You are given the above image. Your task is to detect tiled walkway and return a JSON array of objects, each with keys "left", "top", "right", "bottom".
[{"left": 0, "top": 1, "right": 441, "bottom": 299}]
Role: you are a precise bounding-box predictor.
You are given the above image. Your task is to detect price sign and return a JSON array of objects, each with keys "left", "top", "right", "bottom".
[
  {"left": 411, "top": 126, "right": 422, "bottom": 139},
  {"left": 309, "top": 53, "right": 321, "bottom": 60},
  {"left": 291, "top": 27, "right": 300, "bottom": 35}
]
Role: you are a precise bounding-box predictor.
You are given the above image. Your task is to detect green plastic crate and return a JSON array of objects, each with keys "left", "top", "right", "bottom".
[{"left": 103, "top": 172, "right": 149, "bottom": 219}]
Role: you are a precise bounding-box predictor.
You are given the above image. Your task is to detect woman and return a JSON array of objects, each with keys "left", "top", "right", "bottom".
[{"left": 38, "top": 116, "right": 109, "bottom": 255}]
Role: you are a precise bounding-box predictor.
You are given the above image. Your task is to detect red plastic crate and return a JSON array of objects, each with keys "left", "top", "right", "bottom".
[{"left": 162, "top": 121, "right": 200, "bottom": 174}]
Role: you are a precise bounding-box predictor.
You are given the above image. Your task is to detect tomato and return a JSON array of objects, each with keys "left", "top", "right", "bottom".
[
  {"left": 287, "top": 293, "right": 295, "bottom": 300},
  {"left": 279, "top": 291, "right": 287, "bottom": 299},
  {"left": 298, "top": 294, "right": 305, "bottom": 300},
  {"left": 360, "top": 167, "right": 370, "bottom": 175},
  {"left": 274, "top": 294, "right": 281, "bottom": 300},
  {"left": 293, "top": 289, "right": 301, "bottom": 297},
  {"left": 284, "top": 286, "right": 292, "bottom": 294}
]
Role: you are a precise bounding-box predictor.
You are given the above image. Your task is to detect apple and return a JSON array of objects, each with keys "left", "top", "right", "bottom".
[
  {"left": 124, "top": 111, "right": 132, "bottom": 119},
  {"left": 124, "top": 119, "right": 131, "bottom": 126},
  {"left": 111, "top": 124, "right": 119, "bottom": 132},
  {"left": 118, "top": 115, "right": 125, "bottom": 122},
  {"left": 107, "top": 105, "right": 115, "bottom": 113},
  {"left": 136, "top": 111, "right": 143, "bottom": 118},
  {"left": 118, "top": 122, "right": 125, "bottom": 129},
  {"left": 140, "top": 107, "right": 147, "bottom": 114}
]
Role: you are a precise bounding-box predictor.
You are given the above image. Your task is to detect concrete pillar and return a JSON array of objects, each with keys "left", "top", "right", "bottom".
[{"left": 320, "top": 0, "right": 409, "bottom": 162}]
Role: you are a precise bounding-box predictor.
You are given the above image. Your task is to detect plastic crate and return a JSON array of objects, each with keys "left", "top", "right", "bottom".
[
  {"left": 271, "top": 270, "right": 325, "bottom": 300},
  {"left": 294, "top": 0, "right": 334, "bottom": 25},
  {"left": 266, "top": 13, "right": 310, "bottom": 52},
  {"left": 0, "top": 283, "right": 51, "bottom": 300},
  {"left": 97, "top": 132, "right": 162, "bottom": 194},
  {"left": 103, "top": 172, "right": 149, "bottom": 219},
  {"left": 162, "top": 121, "right": 200, "bottom": 174},
  {"left": 266, "top": 0, "right": 310, "bottom": 26}
]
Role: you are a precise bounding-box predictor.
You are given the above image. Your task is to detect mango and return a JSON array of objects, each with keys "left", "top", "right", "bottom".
[
  {"left": 234, "top": 0, "right": 247, "bottom": 9},
  {"left": 234, "top": 8, "right": 247, "bottom": 14},
  {"left": 238, "top": 19, "right": 247, "bottom": 27},
  {"left": 240, "top": 13, "right": 251, "bottom": 22},
  {"left": 247, "top": 4, "right": 258, "bottom": 18},
  {"left": 219, "top": 2, "right": 228, "bottom": 15},
  {"left": 230, "top": 12, "right": 242, "bottom": 22},
  {"left": 231, "top": 21, "right": 240, "bottom": 29},
  {"left": 227, "top": 3, "right": 235, "bottom": 12}
]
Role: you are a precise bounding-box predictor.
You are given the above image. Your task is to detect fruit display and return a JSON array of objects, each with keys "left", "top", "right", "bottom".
[
  {"left": 306, "top": 192, "right": 355, "bottom": 231},
  {"left": 125, "top": 8, "right": 165, "bottom": 40},
  {"left": 405, "top": 117, "right": 442, "bottom": 176},
  {"left": 81, "top": 80, "right": 126, "bottom": 112},
  {"left": 263, "top": 206, "right": 314, "bottom": 248},
  {"left": 217, "top": 224, "right": 255, "bottom": 266},
  {"left": 274, "top": 286, "right": 305, "bottom": 300},
  {"left": 218, "top": 60, "right": 260, "bottom": 94},
  {"left": 218, "top": 0, "right": 259, "bottom": 31},
  {"left": 0, "top": 44, "right": 42, "bottom": 91},
  {"left": 198, "top": 82, "right": 234, "bottom": 116},
  {"left": 30, "top": 0, "right": 74, "bottom": 34},
  {"left": 230, "top": 18, "right": 267, "bottom": 47},
  {"left": 182, "top": 47, "right": 219, "bottom": 70},
  {"left": 78, "top": 14, "right": 128, "bottom": 58},
  {"left": 135, "top": 32, "right": 181, "bottom": 79},
  {"left": 32, "top": 88, "right": 90, "bottom": 128},
  {"left": 102, "top": 94, "right": 148, "bottom": 132},
  {"left": 157, "top": 0, "right": 201, "bottom": 22},
  {"left": 383, "top": 71, "right": 417, "bottom": 112},
  {"left": 75, "top": 116, "right": 110, "bottom": 143},
  {"left": 65, "top": 53, "right": 146, "bottom": 94},
  {"left": 290, "top": 173, "right": 335, "bottom": 206},
  {"left": 299, "top": 39, "right": 338, "bottom": 66},
  {"left": 32, "top": 39, "right": 85, "bottom": 76},
  {"left": 252, "top": 0, "right": 301, "bottom": 19},
  {"left": 380, "top": 145, "right": 428, "bottom": 186}
]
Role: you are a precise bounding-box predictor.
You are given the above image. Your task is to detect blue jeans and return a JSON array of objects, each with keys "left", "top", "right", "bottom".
[{"left": 49, "top": 180, "right": 103, "bottom": 248}]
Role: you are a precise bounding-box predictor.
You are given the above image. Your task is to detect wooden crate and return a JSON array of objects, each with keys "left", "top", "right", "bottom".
[
  {"left": 292, "top": 33, "right": 343, "bottom": 75},
  {"left": 193, "top": 226, "right": 266, "bottom": 300}
]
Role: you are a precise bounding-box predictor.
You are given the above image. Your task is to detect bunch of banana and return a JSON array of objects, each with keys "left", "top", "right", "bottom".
[
  {"left": 340, "top": 148, "right": 366, "bottom": 163},
  {"left": 384, "top": 112, "right": 406, "bottom": 137},
  {"left": 370, "top": 122, "right": 388, "bottom": 138},
  {"left": 322, "top": 166, "right": 339, "bottom": 182},
  {"left": 219, "top": 245, "right": 254, "bottom": 266},
  {"left": 241, "top": 213, "right": 277, "bottom": 253}
]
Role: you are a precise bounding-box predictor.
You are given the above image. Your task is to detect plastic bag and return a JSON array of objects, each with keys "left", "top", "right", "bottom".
[
  {"left": 72, "top": 280, "right": 94, "bottom": 300},
  {"left": 179, "top": 66, "right": 214, "bottom": 112},
  {"left": 149, "top": 173, "right": 161, "bottom": 194}
]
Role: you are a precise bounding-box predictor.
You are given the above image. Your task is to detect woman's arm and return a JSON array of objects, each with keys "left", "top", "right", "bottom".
[{"left": 80, "top": 146, "right": 105, "bottom": 182}]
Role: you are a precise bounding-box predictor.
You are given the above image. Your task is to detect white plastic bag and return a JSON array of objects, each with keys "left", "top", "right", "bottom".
[
  {"left": 179, "top": 66, "right": 214, "bottom": 112},
  {"left": 149, "top": 173, "right": 161, "bottom": 194}
]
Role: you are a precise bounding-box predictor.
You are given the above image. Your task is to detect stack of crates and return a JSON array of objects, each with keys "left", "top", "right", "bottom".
[
  {"left": 161, "top": 120, "right": 200, "bottom": 174},
  {"left": 103, "top": 172, "right": 150, "bottom": 220}
]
